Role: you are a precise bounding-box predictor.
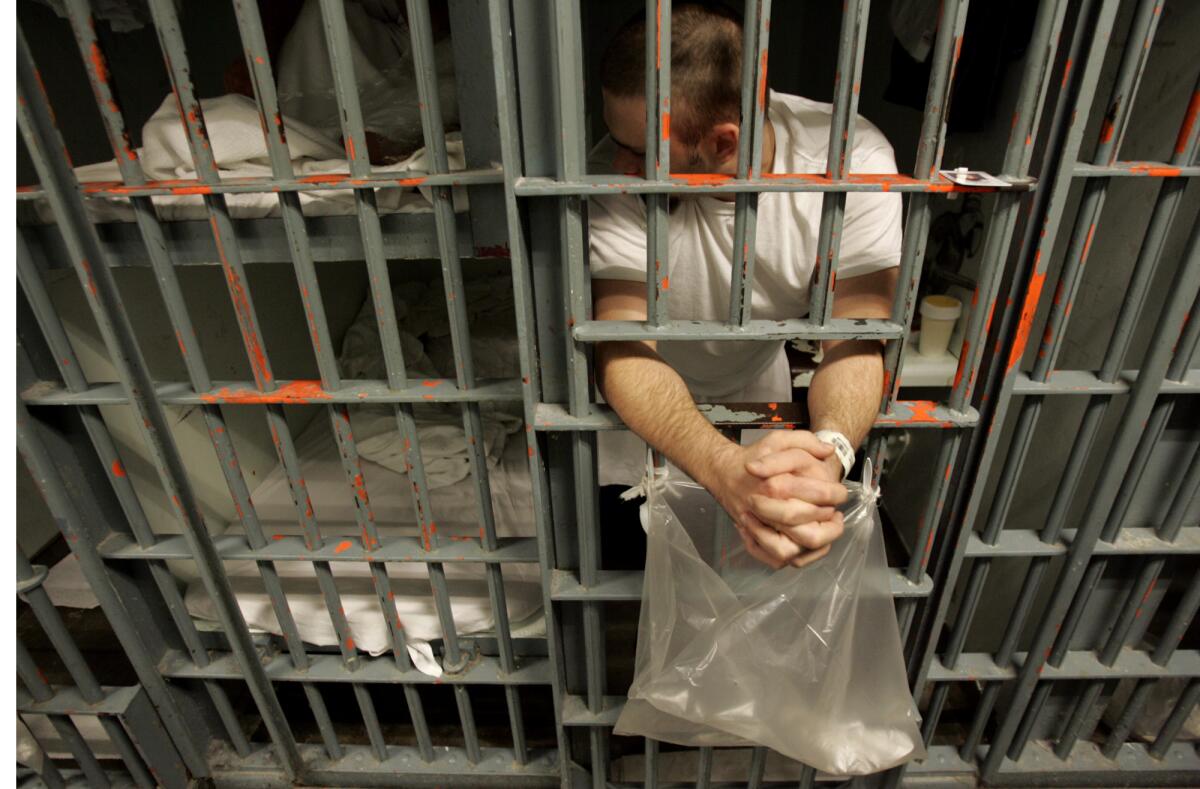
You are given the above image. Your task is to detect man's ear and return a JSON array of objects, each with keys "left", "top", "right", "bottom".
[{"left": 707, "top": 122, "right": 741, "bottom": 170}]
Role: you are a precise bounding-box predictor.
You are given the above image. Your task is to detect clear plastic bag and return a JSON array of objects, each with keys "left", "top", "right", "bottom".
[{"left": 615, "top": 459, "right": 925, "bottom": 776}]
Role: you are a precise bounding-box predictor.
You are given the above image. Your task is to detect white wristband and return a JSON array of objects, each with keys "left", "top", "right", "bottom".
[{"left": 813, "top": 430, "right": 855, "bottom": 480}]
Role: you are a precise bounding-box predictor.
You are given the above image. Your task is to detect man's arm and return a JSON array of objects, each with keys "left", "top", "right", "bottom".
[
  {"left": 594, "top": 279, "right": 846, "bottom": 568},
  {"left": 747, "top": 267, "right": 899, "bottom": 485}
]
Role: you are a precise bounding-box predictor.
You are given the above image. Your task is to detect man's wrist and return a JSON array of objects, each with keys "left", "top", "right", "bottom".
[{"left": 813, "top": 429, "right": 856, "bottom": 480}]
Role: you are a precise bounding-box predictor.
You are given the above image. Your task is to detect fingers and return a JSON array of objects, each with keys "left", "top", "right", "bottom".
[
  {"left": 755, "top": 474, "right": 849, "bottom": 508},
  {"left": 777, "top": 512, "right": 845, "bottom": 551},
  {"left": 737, "top": 514, "right": 800, "bottom": 569},
  {"left": 790, "top": 544, "right": 831, "bottom": 568},
  {"left": 745, "top": 447, "right": 828, "bottom": 479},
  {"left": 751, "top": 430, "right": 835, "bottom": 461},
  {"left": 749, "top": 493, "right": 837, "bottom": 527}
]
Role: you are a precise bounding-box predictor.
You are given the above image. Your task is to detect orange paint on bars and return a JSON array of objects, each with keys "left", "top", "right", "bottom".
[
  {"left": 89, "top": 43, "right": 109, "bottom": 84},
  {"left": 1081, "top": 223, "right": 1096, "bottom": 262},
  {"left": 672, "top": 172, "right": 732, "bottom": 186},
  {"left": 952, "top": 343, "right": 968, "bottom": 390},
  {"left": 345, "top": 638, "right": 355, "bottom": 651},
  {"left": 1099, "top": 118, "right": 1115, "bottom": 144},
  {"left": 421, "top": 379, "right": 440, "bottom": 387},
  {"left": 1061, "top": 58, "right": 1073, "bottom": 89},
  {"left": 199, "top": 380, "right": 331, "bottom": 404},
  {"left": 111, "top": 460, "right": 127, "bottom": 478},
  {"left": 1175, "top": 90, "right": 1200, "bottom": 154},
  {"left": 346, "top": 134, "right": 356, "bottom": 160},
  {"left": 1007, "top": 269, "right": 1047, "bottom": 372},
  {"left": 757, "top": 49, "right": 769, "bottom": 110},
  {"left": 662, "top": 112, "right": 670, "bottom": 140},
  {"left": 1127, "top": 164, "right": 1182, "bottom": 177},
  {"left": 334, "top": 540, "right": 352, "bottom": 554},
  {"left": 660, "top": 276, "right": 670, "bottom": 291}
]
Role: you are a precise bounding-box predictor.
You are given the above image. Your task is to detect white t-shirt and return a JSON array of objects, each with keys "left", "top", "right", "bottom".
[{"left": 588, "top": 91, "right": 903, "bottom": 484}]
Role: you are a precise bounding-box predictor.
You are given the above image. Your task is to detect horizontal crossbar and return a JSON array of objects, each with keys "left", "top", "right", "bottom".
[
  {"left": 548, "top": 567, "right": 934, "bottom": 601},
  {"left": 928, "top": 648, "right": 1199, "bottom": 682},
  {"left": 573, "top": 318, "right": 903, "bottom": 342},
  {"left": 965, "top": 527, "right": 1200, "bottom": 558},
  {"left": 536, "top": 401, "right": 978, "bottom": 431},
  {"left": 515, "top": 174, "right": 1036, "bottom": 196}
]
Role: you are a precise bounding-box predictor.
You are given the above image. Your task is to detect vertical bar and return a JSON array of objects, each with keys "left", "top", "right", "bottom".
[
  {"left": 16, "top": 27, "right": 300, "bottom": 777},
  {"left": 696, "top": 746, "right": 714, "bottom": 789},
  {"left": 315, "top": 0, "right": 469, "bottom": 680},
  {"left": 645, "top": 737, "right": 659, "bottom": 789},
  {"left": 982, "top": 215, "right": 1200, "bottom": 781},
  {"left": 644, "top": 0, "right": 671, "bottom": 326},
  {"left": 1149, "top": 678, "right": 1200, "bottom": 758},
  {"left": 727, "top": 0, "right": 771, "bottom": 326},
  {"left": 62, "top": 2, "right": 345, "bottom": 760},
  {"left": 806, "top": 0, "right": 871, "bottom": 325},
  {"left": 878, "top": 0, "right": 968, "bottom": 411},
  {"left": 490, "top": 0, "right": 576, "bottom": 782},
  {"left": 143, "top": 0, "right": 394, "bottom": 761},
  {"left": 747, "top": 746, "right": 768, "bottom": 789},
  {"left": 17, "top": 715, "right": 67, "bottom": 789},
  {"left": 17, "top": 551, "right": 165, "bottom": 788},
  {"left": 551, "top": 2, "right": 606, "bottom": 785}
]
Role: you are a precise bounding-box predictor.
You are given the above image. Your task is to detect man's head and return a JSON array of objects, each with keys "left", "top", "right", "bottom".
[{"left": 600, "top": 3, "right": 745, "bottom": 176}]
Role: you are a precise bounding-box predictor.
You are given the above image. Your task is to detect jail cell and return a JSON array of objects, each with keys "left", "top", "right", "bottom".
[{"left": 14, "top": 1, "right": 1199, "bottom": 788}]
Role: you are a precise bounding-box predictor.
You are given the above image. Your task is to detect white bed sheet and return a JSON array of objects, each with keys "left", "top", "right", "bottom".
[{"left": 183, "top": 416, "right": 542, "bottom": 675}]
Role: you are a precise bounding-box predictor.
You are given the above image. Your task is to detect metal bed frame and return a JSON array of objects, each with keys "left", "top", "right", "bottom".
[{"left": 14, "top": 0, "right": 1199, "bottom": 785}]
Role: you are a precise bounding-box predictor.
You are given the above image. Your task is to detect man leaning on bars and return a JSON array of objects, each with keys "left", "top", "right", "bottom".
[{"left": 591, "top": 3, "right": 902, "bottom": 569}]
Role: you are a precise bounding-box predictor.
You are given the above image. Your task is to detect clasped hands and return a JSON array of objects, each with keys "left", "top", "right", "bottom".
[{"left": 709, "top": 430, "right": 849, "bottom": 569}]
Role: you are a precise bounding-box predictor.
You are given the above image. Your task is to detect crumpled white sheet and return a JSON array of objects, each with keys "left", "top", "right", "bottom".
[
  {"left": 49, "top": 93, "right": 467, "bottom": 222},
  {"left": 340, "top": 273, "right": 524, "bottom": 488}
]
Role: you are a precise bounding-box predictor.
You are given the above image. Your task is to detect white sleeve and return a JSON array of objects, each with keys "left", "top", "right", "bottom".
[
  {"left": 588, "top": 193, "right": 649, "bottom": 282},
  {"left": 836, "top": 142, "right": 904, "bottom": 280}
]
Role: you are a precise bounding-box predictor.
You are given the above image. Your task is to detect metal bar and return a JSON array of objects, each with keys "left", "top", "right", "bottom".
[
  {"left": 747, "top": 746, "right": 768, "bottom": 789},
  {"left": 144, "top": 3, "right": 391, "bottom": 758},
  {"left": 17, "top": 719, "right": 67, "bottom": 789},
  {"left": 644, "top": 737, "right": 659, "bottom": 789},
  {"left": 17, "top": 25, "right": 298, "bottom": 775},
  {"left": 644, "top": 0, "right": 672, "bottom": 326},
  {"left": 405, "top": 0, "right": 507, "bottom": 757},
  {"left": 22, "top": 378, "right": 522, "bottom": 407},
  {"left": 16, "top": 169, "right": 502, "bottom": 201},
  {"left": 63, "top": 3, "right": 343, "bottom": 761},
  {"left": 806, "top": 0, "right": 869, "bottom": 325},
  {"left": 982, "top": 202, "right": 1200, "bottom": 781},
  {"left": 515, "top": 173, "right": 1034, "bottom": 195},
  {"left": 1149, "top": 678, "right": 1200, "bottom": 758},
  {"left": 726, "top": 0, "right": 771, "bottom": 326},
  {"left": 1073, "top": 162, "right": 1200, "bottom": 177},
  {"left": 879, "top": 0, "right": 969, "bottom": 411},
  {"left": 489, "top": 0, "right": 576, "bottom": 781},
  {"left": 316, "top": 0, "right": 468, "bottom": 675},
  {"left": 550, "top": 2, "right": 605, "bottom": 783},
  {"left": 575, "top": 317, "right": 902, "bottom": 341},
  {"left": 697, "top": 746, "right": 714, "bottom": 789}
]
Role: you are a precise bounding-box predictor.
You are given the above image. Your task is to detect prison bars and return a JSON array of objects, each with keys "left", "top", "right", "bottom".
[{"left": 15, "top": 22, "right": 303, "bottom": 777}]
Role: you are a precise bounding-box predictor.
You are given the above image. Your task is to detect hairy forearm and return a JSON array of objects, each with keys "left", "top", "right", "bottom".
[
  {"left": 808, "top": 339, "right": 884, "bottom": 451},
  {"left": 596, "top": 341, "right": 736, "bottom": 490}
]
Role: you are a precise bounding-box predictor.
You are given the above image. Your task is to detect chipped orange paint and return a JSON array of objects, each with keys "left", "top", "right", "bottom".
[
  {"left": 757, "top": 49, "right": 769, "bottom": 110},
  {"left": 1007, "top": 269, "right": 1047, "bottom": 372},
  {"left": 1175, "top": 89, "right": 1200, "bottom": 154},
  {"left": 345, "top": 135, "right": 356, "bottom": 161},
  {"left": 421, "top": 379, "right": 440, "bottom": 387},
  {"left": 111, "top": 460, "right": 126, "bottom": 478},
  {"left": 1099, "top": 117, "right": 1115, "bottom": 144},
  {"left": 334, "top": 540, "right": 352, "bottom": 554},
  {"left": 662, "top": 111, "right": 670, "bottom": 140},
  {"left": 199, "top": 380, "right": 331, "bottom": 404},
  {"left": 1080, "top": 223, "right": 1096, "bottom": 261},
  {"left": 1125, "top": 164, "right": 1182, "bottom": 177},
  {"left": 89, "top": 42, "right": 109, "bottom": 85},
  {"left": 660, "top": 276, "right": 670, "bottom": 291},
  {"left": 1061, "top": 58, "right": 1073, "bottom": 89},
  {"left": 210, "top": 216, "right": 271, "bottom": 386},
  {"left": 345, "top": 638, "right": 355, "bottom": 651}
]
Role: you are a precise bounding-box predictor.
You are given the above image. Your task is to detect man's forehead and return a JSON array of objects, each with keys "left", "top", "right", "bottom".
[{"left": 602, "top": 90, "right": 647, "bottom": 147}]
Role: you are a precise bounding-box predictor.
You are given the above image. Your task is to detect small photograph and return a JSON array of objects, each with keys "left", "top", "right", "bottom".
[{"left": 938, "top": 168, "right": 1011, "bottom": 187}]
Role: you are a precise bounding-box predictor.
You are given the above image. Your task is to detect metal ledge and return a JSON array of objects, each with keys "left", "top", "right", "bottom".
[
  {"left": 574, "top": 318, "right": 903, "bottom": 342},
  {"left": 208, "top": 742, "right": 560, "bottom": 785},
  {"left": 928, "top": 648, "right": 1200, "bottom": 682},
  {"left": 16, "top": 685, "right": 142, "bottom": 716},
  {"left": 550, "top": 567, "right": 933, "bottom": 601},
  {"left": 161, "top": 649, "right": 553, "bottom": 686},
  {"left": 101, "top": 533, "right": 540, "bottom": 564},
  {"left": 21, "top": 378, "right": 523, "bottom": 407},
  {"left": 1073, "top": 161, "right": 1200, "bottom": 178},
  {"left": 536, "top": 400, "right": 977, "bottom": 431},
  {"left": 515, "top": 173, "right": 1037, "bottom": 196},
  {"left": 965, "top": 527, "right": 1200, "bottom": 558},
  {"left": 1012, "top": 368, "right": 1200, "bottom": 395},
  {"left": 907, "top": 741, "right": 1200, "bottom": 784},
  {"left": 560, "top": 694, "right": 627, "bottom": 727},
  {"left": 20, "top": 211, "right": 494, "bottom": 267}
]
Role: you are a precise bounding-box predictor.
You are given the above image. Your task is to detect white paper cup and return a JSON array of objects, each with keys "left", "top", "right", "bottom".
[{"left": 918, "top": 295, "right": 962, "bottom": 357}]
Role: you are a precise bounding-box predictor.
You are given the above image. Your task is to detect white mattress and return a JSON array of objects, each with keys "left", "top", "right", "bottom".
[{"left": 183, "top": 415, "right": 543, "bottom": 675}]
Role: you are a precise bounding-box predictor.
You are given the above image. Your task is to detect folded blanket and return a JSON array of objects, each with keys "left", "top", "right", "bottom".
[{"left": 50, "top": 93, "right": 467, "bottom": 222}]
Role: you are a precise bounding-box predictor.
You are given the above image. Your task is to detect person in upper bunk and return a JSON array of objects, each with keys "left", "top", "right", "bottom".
[{"left": 590, "top": 2, "right": 902, "bottom": 569}]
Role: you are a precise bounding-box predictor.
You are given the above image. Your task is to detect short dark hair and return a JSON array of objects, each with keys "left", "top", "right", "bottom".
[{"left": 600, "top": 2, "right": 744, "bottom": 145}]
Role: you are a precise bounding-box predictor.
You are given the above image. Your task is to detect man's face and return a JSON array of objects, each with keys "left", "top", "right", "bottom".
[{"left": 602, "top": 89, "right": 707, "bottom": 176}]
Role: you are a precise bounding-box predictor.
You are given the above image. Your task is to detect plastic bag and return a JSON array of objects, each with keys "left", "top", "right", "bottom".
[{"left": 614, "top": 459, "right": 925, "bottom": 775}]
